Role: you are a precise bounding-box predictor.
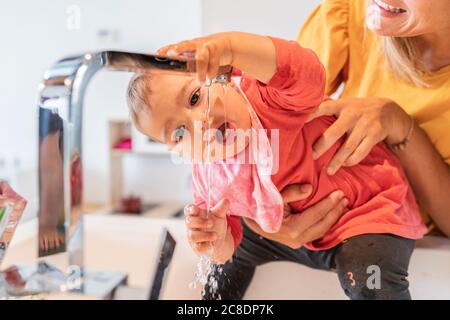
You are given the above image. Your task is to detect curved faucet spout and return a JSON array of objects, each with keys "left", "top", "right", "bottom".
[{"left": 37, "top": 51, "right": 223, "bottom": 267}]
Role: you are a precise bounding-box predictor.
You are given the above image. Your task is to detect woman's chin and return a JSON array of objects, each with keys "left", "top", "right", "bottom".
[
  {"left": 366, "top": 0, "right": 412, "bottom": 35},
  {"left": 366, "top": 20, "right": 401, "bottom": 36},
  {"left": 366, "top": 14, "right": 410, "bottom": 36}
]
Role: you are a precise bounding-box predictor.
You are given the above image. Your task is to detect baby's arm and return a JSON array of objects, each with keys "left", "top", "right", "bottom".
[
  {"left": 227, "top": 32, "right": 326, "bottom": 110},
  {"left": 158, "top": 33, "right": 325, "bottom": 114},
  {"left": 241, "top": 36, "right": 326, "bottom": 117}
]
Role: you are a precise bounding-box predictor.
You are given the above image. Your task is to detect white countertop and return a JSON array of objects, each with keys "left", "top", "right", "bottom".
[{"left": 3, "top": 214, "right": 450, "bottom": 299}]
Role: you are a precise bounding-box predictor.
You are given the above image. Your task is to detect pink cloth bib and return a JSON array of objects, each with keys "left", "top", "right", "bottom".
[{"left": 191, "top": 86, "right": 284, "bottom": 233}]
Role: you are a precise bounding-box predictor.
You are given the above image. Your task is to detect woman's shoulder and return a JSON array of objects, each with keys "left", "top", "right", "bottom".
[
  {"left": 298, "top": 0, "right": 374, "bottom": 95},
  {"left": 299, "top": 0, "right": 349, "bottom": 37},
  {"left": 299, "top": 0, "right": 368, "bottom": 42},
  {"left": 347, "top": 0, "right": 367, "bottom": 28}
]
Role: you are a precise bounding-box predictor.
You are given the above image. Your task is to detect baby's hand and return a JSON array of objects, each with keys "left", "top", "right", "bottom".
[
  {"left": 157, "top": 33, "right": 234, "bottom": 84},
  {"left": 184, "top": 199, "right": 229, "bottom": 256}
]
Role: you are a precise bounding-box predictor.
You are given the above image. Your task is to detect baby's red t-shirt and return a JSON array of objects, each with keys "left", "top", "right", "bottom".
[{"left": 193, "top": 37, "right": 427, "bottom": 251}]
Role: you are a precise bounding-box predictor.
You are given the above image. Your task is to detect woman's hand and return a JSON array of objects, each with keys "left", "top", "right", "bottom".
[
  {"left": 184, "top": 199, "right": 232, "bottom": 261},
  {"left": 244, "top": 184, "right": 348, "bottom": 249},
  {"left": 307, "top": 97, "right": 412, "bottom": 174}
]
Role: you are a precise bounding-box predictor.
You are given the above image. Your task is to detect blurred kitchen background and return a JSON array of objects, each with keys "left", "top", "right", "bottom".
[{"left": 0, "top": 0, "right": 321, "bottom": 221}]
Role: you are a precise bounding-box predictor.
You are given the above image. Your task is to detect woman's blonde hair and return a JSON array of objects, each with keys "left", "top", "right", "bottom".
[{"left": 381, "top": 36, "right": 429, "bottom": 87}]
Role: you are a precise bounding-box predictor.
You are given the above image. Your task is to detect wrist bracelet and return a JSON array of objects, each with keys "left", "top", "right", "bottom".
[{"left": 389, "top": 115, "right": 415, "bottom": 151}]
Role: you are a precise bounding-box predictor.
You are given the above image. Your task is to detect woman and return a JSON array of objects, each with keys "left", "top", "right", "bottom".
[
  {"left": 248, "top": 0, "right": 450, "bottom": 242},
  {"left": 203, "top": 0, "right": 450, "bottom": 300}
]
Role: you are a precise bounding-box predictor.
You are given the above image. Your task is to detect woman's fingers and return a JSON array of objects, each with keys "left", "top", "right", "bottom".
[
  {"left": 302, "top": 197, "right": 348, "bottom": 241},
  {"left": 243, "top": 218, "right": 263, "bottom": 235},
  {"left": 280, "top": 184, "right": 312, "bottom": 204},
  {"left": 306, "top": 99, "right": 343, "bottom": 123},
  {"left": 312, "top": 116, "right": 352, "bottom": 160},
  {"left": 326, "top": 120, "right": 367, "bottom": 175},
  {"left": 243, "top": 218, "right": 280, "bottom": 241},
  {"left": 243, "top": 190, "right": 347, "bottom": 249},
  {"left": 248, "top": 189, "right": 344, "bottom": 235},
  {"left": 344, "top": 136, "right": 379, "bottom": 167},
  {"left": 309, "top": 97, "right": 397, "bottom": 169},
  {"left": 297, "top": 190, "right": 344, "bottom": 229},
  {"left": 188, "top": 229, "right": 217, "bottom": 243}
]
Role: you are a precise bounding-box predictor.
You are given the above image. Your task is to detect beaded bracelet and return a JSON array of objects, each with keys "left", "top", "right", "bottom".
[{"left": 388, "top": 115, "right": 415, "bottom": 151}]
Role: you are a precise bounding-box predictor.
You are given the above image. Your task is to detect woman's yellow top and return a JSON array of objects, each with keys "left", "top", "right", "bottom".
[{"left": 297, "top": 0, "right": 450, "bottom": 165}]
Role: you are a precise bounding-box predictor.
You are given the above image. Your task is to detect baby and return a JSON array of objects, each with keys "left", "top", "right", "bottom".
[{"left": 127, "top": 32, "right": 426, "bottom": 298}]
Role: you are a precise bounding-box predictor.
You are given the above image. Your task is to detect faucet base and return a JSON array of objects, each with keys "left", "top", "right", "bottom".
[{"left": 0, "top": 261, "right": 127, "bottom": 299}]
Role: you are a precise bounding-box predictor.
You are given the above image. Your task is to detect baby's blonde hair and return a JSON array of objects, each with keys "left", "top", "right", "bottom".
[{"left": 127, "top": 73, "right": 153, "bottom": 126}]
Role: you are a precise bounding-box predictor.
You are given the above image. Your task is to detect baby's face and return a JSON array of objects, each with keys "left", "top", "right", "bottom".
[{"left": 135, "top": 74, "right": 252, "bottom": 162}]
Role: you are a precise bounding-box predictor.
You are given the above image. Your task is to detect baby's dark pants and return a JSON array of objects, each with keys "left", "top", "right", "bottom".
[{"left": 203, "top": 221, "right": 416, "bottom": 300}]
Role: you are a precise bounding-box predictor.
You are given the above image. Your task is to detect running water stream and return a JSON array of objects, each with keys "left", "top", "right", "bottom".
[{"left": 190, "top": 76, "right": 229, "bottom": 299}]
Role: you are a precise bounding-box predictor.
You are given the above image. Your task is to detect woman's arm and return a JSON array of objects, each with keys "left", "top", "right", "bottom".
[
  {"left": 244, "top": 185, "right": 348, "bottom": 249},
  {"left": 308, "top": 97, "right": 450, "bottom": 236},
  {"left": 395, "top": 122, "right": 450, "bottom": 235}
]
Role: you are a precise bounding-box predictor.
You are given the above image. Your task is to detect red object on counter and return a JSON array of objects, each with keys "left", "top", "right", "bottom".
[{"left": 119, "top": 195, "right": 142, "bottom": 214}]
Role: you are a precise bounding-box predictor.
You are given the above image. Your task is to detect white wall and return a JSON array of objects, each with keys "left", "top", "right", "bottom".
[
  {"left": 0, "top": 0, "right": 322, "bottom": 219},
  {"left": 201, "top": 0, "right": 322, "bottom": 38},
  {"left": 0, "top": 0, "right": 202, "bottom": 219}
]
